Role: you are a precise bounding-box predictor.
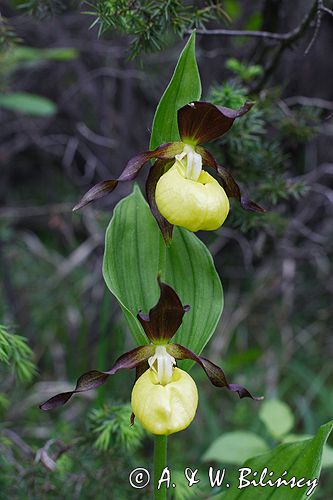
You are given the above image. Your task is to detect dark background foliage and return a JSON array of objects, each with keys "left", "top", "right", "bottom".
[{"left": 0, "top": 1, "right": 332, "bottom": 498}]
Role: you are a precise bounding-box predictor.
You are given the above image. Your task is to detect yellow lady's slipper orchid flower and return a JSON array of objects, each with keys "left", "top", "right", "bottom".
[
  {"left": 155, "top": 146, "right": 229, "bottom": 232},
  {"left": 73, "top": 101, "right": 265, "bottom": 243},
  {"left": 131, "top": 346, "right": 198, "bottom": 435},
  {"left": 40, "top": 279, "right": 261, "bottom": 436},
  {"left": 132, "top": 367, "right": 198, "bottom": 435},
  {"left": 132, "top": 365, "right": 198, "bottom": 435}
]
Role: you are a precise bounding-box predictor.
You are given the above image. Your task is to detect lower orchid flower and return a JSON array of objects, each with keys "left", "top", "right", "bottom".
[
  {"left": 40, "top": 279, "right": 262, "bottom": 435},
  {"left": 73, "top": 101, "right": 265, "bottom": 243}
]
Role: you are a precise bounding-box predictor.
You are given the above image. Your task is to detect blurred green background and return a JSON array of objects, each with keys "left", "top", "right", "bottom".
[{"left": 0, "top": 1, "right": 332, "bottom": 498}]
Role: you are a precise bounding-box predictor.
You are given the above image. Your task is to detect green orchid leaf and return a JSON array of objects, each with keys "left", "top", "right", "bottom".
[
  {"left": 149, "top": 31, "right": 201, "bottom": 150},
  {"left": 202, "top": 431, "right": 269, "bottom": 465},
  {"left": 282, "top": 434, "right": 333, "bottom": 469},
  {"left": 103, "top": 186, "right": 223, "bottom": 368},
  {"left": 0, "top": 92, "right": 56, "bottom": 116},
  {"left": 210, "top": 420, "right": 333, "bottom": 499}
]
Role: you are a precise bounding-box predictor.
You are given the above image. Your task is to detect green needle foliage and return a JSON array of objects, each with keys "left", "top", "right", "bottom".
[
  {"left": 86, "top": 0, "right": 228, "bottom": 58},
  {"left": 0, "top": 16, "right": 20, "bottom": 51},
  {"left": 225, "top": 58, "right": 263, "bottom": 83},
  {"left": 0, "top": 324, "right": 37, "bottom": 382},
  {"left": 88, "top": 402, "right": 145, "bottom": 452},
  {"left": 208, "top": 80, "right": 315, "bottom": 233}
]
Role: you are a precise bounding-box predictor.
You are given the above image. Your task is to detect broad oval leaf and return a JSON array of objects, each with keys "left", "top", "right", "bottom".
[
  {"left": 103, "top": 186, "right": 223, "bottom": 368},
  {"left": 210, "top": 420, "right": 333, "bottom": 499},
  {"left": 202, "top": 431, "right": 269, "bottom": 465},
  {"left": 149, "top": 31, "right": 201, "bottom": 150},
  {"left": 259, "top": 399, "right": 295, "bottom": 439}
]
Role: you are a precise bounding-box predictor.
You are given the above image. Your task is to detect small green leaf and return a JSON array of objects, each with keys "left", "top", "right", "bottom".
[
  {"left": 211, "top": 421, "right": 333, "bottom": 499},
  {"left": 202, "top": 431, "right": 269, "bottom": 465},
  {"left": 103, "top": 186, "right": 223, "bottom": 368},
  {"left": 36, "top": 47, "right": 78, "bottom": 61},
  {"left": 10, "top": 46, "right": 78, "bottom": 63},
  {"left": 149, "top": 31, "right": 201, "bottom": 150},
  {"left": 259, "top": 399, "right": 295, "bottom": 439},
  {"left": 0, "top": 92, "right": 57, "bottom": 116},
  {"left": 0, "top": 324, "right": 37, "bottom": 381}
]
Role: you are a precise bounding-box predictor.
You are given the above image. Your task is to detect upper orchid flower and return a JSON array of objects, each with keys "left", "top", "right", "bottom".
[
  {"left": 73, "top": 101, "right": 265, "bottom": 243},
  {"left": 40, "top": 278, "right": 262, "bottom": 435}
]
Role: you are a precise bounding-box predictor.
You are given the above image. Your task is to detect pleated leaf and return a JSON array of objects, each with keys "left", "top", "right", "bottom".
[{"left": 103, "top": 186, "right": 223, "bottom": 368}]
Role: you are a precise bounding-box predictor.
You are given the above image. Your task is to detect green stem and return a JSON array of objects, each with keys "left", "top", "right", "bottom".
[{"left": 154, "top": 434, "right": 168, "bottom": 500}]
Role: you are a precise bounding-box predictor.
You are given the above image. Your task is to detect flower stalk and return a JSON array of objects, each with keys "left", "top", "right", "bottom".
[{"left": 154, "top": 435, "right": 168, "bottom": 500}]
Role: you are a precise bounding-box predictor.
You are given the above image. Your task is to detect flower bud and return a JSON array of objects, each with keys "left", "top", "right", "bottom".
[
  {"left": 155, "top": 163, "right": 229, "bottom": 231},
  {"left": 131, "top": 367, "right": 198, "bottom": 435}
]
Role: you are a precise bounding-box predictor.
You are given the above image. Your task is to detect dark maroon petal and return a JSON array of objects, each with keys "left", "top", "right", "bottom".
[
  {"left": 239, "top": 195, "right": 266, "bottom": 213},
  {"left": 167, "top": 343, "right": 263, "bottom": 401},
  {"left": 146, "top": 159, "right": 174, "bottom": 245},
  {"left": 73, "top": 180, "right": 118, "bottom": 211},
  {"left": 137, "top": 277, "right": 189, "bottom": 343},
  {"left": 39, "top": 371, "right": 109, "bottom": 410},
  {"left": 134, "top": 360, "right": 149, "bottom": 381},
  {"left": 216, "top": 164, "right": 241, "bottom": 200},
  {"left": 39, "top": 345, "right": 155, "bottom": 411},
  {"left": 73, "top": 142, "right": 183, "bottom": 211},
  {"left": 228, "top": 383, "right": 260, "bottom": 399},
  {"left": 217, "top": 165, "right": 266, "bottom": 213},
  {"left": 178, "top": 101, "right": 254, "bottom": 145}
]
